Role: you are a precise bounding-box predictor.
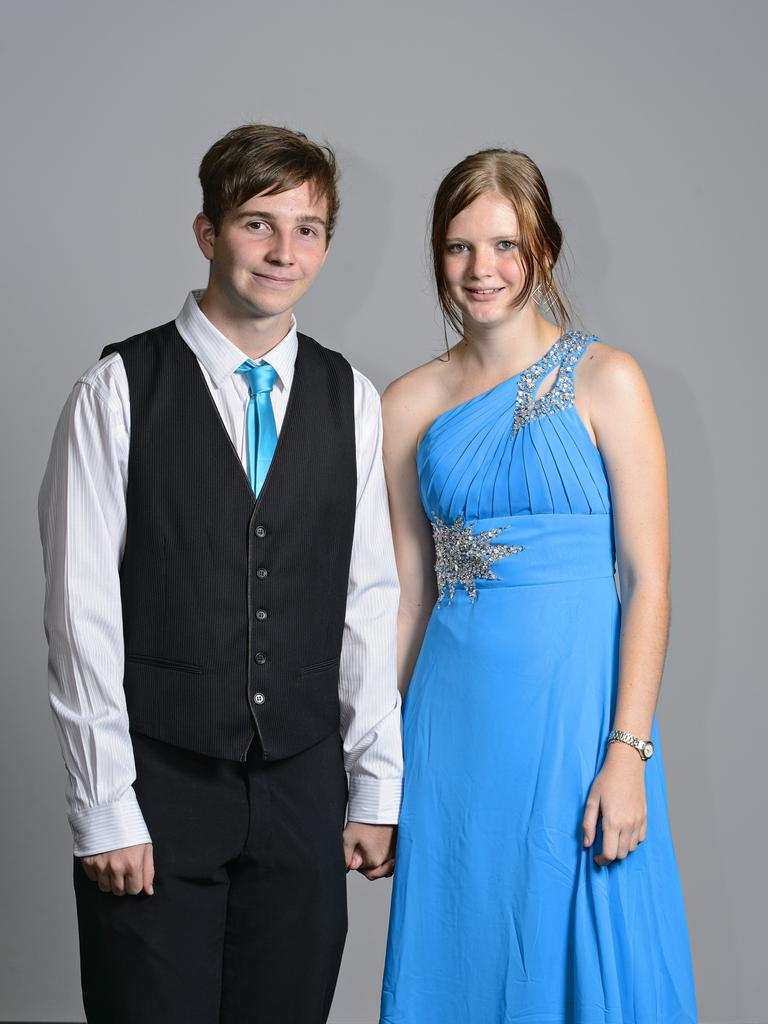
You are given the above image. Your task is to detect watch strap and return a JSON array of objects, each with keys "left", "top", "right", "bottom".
[{"left": 608, "top": 729, "right": 653, "bottom": 761}]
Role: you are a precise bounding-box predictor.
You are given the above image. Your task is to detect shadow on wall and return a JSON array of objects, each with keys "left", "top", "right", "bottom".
[
  {"left": 300, "top": 146, "right": 396, "bottom": 384},
  {"left": 641, "top": 357, "right": 740, "bottom": 1022},
  {"left": 542, "top": 164, "right": 613, "bottom": 331}
]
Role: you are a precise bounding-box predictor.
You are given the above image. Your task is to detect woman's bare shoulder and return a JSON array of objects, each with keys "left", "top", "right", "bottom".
[
  {"left": 577, "top": 338, "right": 657, "bottom": 434},
  {"left": 579, "top": 339, "right": 649, "bottom": 397},
  {"left": 382, "top": 354, "right": 456, "bottom": 437},
  {"left": 384, "top": 354, "right": 454, "bottom": 402}
]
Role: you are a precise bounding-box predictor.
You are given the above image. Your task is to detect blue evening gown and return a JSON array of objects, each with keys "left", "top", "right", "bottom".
[{"left": 380, "top": 333, "right": 697, "bottom": 1023}]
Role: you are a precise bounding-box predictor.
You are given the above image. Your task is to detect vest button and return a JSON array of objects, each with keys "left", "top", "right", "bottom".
[
  {"left": 253, "top": 692, "right": 265, "bottom": 705},
  {"left": 256, "top": 609, "right": 268, "bottom": 621},
  {"left": 255, "top": 525, "right": 267, "bottom": 538},
  {"left": 256, "top": 568, "right": 268, "bottom": 580},
  {"left": 254, "top": 651, "right": 267, "bottom": 665}
]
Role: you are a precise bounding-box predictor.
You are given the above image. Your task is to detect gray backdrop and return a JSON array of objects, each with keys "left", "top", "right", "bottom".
[{"left": 1, "top": 1, "right": 765, "bottom": 1022}]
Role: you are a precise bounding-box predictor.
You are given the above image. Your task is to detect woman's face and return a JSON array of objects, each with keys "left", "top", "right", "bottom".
[{"left": 443, "top": 192, "right": 527, "bottom": 329}]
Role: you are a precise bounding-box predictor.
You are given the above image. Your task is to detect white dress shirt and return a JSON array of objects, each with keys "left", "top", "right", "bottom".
[{"left": 39, "top": 291, "right": 403, "bottom": 857}]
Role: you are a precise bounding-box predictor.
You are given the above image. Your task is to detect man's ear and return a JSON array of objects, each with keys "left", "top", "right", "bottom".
[{"left": 193, "top": 212, "right": 216, "bottom": 261}]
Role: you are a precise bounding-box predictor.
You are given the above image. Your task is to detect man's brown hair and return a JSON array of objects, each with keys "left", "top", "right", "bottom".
[{"left": 199, "top": 124, "right": 340, "bottom": 243}]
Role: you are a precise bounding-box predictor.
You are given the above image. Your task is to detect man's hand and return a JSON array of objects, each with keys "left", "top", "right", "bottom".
[
  {"left": 80, "top": 843, "right": 154, "bottom": 896},
  {"left": 342, "top": 823, "right": 396, "bottom": 880}
]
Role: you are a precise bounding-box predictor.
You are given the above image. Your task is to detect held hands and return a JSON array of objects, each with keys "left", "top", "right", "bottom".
[
  {"left": 583, "top": 743, "right": 647, "bottom": 867},
  {"left": 80, "top": 842, "right": 154, "bottom": 896},
  {"left": 343, "top": 823, "right": 397, "bottom": 880}
]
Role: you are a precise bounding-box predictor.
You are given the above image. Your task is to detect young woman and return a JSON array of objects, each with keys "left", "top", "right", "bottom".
[{"left": 379, "top": 149, "right": 697, "bottom": 1023}]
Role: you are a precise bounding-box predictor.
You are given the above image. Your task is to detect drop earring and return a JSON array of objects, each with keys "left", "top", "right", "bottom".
[{"left": 533, "top": 282, "right": 554, "bottom": 310}]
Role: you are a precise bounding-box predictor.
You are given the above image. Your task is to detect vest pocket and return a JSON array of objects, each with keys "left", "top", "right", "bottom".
[
  {"left": 300, "top": 656, "right": 341, "bottom": 678},
  {"left": 290, "top": 658, "right": 341, "bottom": 753},
  {"left": 126, "top": 653, "right": 203, "bottom": 675}
]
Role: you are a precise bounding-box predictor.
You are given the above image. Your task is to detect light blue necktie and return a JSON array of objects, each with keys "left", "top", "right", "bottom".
[{"left": 236, "top": 360, "right": 278, "bottom": 496}]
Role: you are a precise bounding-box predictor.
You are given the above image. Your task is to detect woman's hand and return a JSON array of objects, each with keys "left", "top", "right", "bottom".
[{"left": 582, "top": 742, "right": 648, "bottom": 866}]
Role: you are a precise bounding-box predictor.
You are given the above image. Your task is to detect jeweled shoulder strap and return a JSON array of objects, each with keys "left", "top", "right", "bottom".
[{"left": 512, "top": 332, "right": 596, "bottom": 433}]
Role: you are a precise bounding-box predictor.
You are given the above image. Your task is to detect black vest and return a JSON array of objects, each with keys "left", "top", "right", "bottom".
[{"left": 101, "top": 321, "right": 357, "bottom": 762}]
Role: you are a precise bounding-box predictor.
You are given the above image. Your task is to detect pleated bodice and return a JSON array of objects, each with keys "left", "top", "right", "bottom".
[{"left": 417, "top": 332, "right": 611, "bottom": 524}]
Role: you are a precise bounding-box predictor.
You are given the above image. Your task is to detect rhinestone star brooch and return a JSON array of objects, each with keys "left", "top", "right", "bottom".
[{"left": 430, "top": 515, "right": 524, "bottom": 603}]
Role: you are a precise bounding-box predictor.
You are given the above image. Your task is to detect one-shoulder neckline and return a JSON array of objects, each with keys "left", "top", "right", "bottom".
[{"left": 416, "top": 330, "right": 582, "bottom": 456}]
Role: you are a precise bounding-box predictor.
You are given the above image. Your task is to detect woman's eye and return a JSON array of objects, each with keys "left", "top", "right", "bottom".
[
  {"left": 446, "top": 243, "right": 468, "bottom": 254},
  {"left": 497, "top": 240, "right": 518, "bottom": 251}
]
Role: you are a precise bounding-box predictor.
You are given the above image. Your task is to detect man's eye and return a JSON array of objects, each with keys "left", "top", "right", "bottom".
[
  {"left": 247, "top": 221, "right": 268, "bottom": 231},
  {"left": 298, "top": 226, "right": 318, "bottom": 237}
]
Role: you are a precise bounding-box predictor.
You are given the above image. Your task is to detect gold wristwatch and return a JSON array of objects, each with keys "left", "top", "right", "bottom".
[{"left": 607, "top": 729, "right": 654, "bottom": 761}]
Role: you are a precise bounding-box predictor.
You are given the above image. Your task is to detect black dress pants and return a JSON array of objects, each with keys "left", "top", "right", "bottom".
[{"left": 74, "top": 730, "right": 349, "bottom": 1024}]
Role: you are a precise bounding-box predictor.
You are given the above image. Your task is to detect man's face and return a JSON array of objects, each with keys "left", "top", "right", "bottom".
[{"left": 195, "top": 180, "right": 330, "bottom": 321}]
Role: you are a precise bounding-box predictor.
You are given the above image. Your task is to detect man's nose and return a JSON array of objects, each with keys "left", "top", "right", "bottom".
[{"left": 266, "top": 231, "right": 295, "bottom": 265}]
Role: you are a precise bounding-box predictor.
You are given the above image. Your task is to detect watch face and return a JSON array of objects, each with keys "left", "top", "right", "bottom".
[{"left": 643, "top": 742, "right": 655, "bottom": 759}]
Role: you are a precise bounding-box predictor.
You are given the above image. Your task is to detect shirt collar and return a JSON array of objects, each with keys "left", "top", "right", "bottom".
[{"left": 175, "top": 289, "right": 298, "bottom": 391}]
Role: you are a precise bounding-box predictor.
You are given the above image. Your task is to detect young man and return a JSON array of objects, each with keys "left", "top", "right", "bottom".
[{"left": 39, "top": 124, "right": 402, "bottom": 1023}]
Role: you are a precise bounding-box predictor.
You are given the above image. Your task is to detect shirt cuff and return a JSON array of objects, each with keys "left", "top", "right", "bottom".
[
  {"left": 69, "top": 789, "right": 152, "bottom": 857},
  {"left": 347, "top": 775, "right": 402, "bottom": 825}
]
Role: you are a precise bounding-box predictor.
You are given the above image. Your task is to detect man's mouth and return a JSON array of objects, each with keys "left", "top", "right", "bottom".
[{"left": 252, "top": 272, "right": 297, "bottom": 287}]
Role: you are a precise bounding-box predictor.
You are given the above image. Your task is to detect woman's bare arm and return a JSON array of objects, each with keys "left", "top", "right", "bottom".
[
  {"left": 578, "top": 344, "right": 670, "bottom": 865},
  {"left": 381, "top": 375, "right": 439, "bottom": 697}
]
